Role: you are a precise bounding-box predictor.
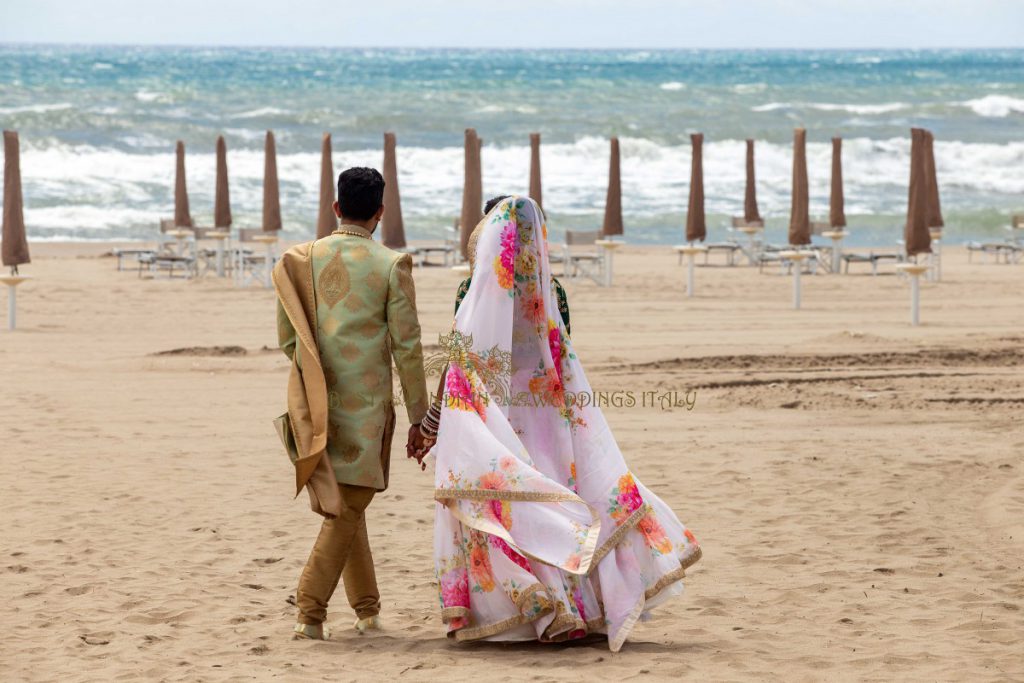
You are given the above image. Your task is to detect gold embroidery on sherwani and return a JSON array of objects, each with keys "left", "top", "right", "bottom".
[
  {"left": 341, "top": 393, "right": 366, "bottom": 412},
  {"left": 338, "top": 342, "right": 361, "bottom": 362},
  {"left": 364, "top": 270, "right": 386, "bottom": 293},
  {"left": 395, "top": 262, "right": 417, "bottom": 307},
  {"left": 360, "top": 369, "right": 381, "bottom": 390},
  {"left": 343, "top": 292, "right": 365, "bottom": 312},
  {"left": 338, "top": 443, "right": 361, "bottom": 464},
  {"left": 358, "top": 417, "right": 383, "bottom": 441},
  {"left": 320, "top": 313, "right": 342, "bottom": 336},
  {"left": 318, "top": 250, "right": 350, "bottom": 308},
  {"left": 349, "top": 244, "right": 371, "bottom": 261},
  {"left": 359, "top": 319, "right": 381, "bottom": 338}
]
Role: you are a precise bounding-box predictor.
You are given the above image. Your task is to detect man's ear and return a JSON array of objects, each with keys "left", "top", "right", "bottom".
[
  {"left": 375, "top": 204, "right": 385, "bottom": 221},
  {"left": 333, "top": 200, "right": 341, "bottom": 218}
]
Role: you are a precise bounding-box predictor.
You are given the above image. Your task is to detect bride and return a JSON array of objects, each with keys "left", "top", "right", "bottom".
[{"left": 416, "top": 196, "right": 700, "bottom": 651}]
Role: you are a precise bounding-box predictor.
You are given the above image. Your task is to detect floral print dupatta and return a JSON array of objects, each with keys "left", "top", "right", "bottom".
[{"left": 431, "top": 197, "right": 700, "bottom": 651}]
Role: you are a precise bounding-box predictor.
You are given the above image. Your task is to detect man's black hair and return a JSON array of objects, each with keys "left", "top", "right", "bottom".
[
  {"left": 483, "top": 195, "right": 511, "bottom": 215},
  {"left": 337, "top": 167, "right": 385, "bottom": 221}
]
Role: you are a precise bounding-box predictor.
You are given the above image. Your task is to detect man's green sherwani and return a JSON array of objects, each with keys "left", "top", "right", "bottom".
[{"left": 277, "top": 225, "right": 428, "bottom": 491}]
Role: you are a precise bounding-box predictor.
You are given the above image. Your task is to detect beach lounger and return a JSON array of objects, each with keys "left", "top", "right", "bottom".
[
  {"left": 562, "top": 230, "right": 604, "bottom": 284},
  {"left": 137, "top": 253, "right": 196, "bottom": 279},
  {"left": 966, "top": 241, "right": 1022, "bottom": 264},
  {"left": 112, "top": 248, "right": 155, "bottom": 271},
  {"left": 842, "top": 252, "right": 903, "bottom": 275},
  {"left": 676, "top": 240, "right": 742, "bottom": 266}
]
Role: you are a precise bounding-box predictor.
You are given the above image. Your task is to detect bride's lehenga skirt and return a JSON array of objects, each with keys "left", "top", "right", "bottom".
[{"left": 431, "top": 196, "right": 701, "bottom": 652}]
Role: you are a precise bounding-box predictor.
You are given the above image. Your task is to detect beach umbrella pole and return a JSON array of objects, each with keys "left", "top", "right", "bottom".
[
  {"left": 910, "top": 274, "right": 920, "bottom": 325},
  {"left": 686, "top": 253, "right": 695, "bottom": 297},
  {"left": 780, "top": 251, "right": 808, "bottom": 309},
  {"left": 673, "top": 244, "right": 706, "bottom": 298},
  {"left": 793, "top": 265, "right": 802, "bottom": 309},
  {"left": 896, "top": 263, "right": 929, "bottom": 326},
  {"left": 1, "top": 275, "right": 28, "bottom": 331}
]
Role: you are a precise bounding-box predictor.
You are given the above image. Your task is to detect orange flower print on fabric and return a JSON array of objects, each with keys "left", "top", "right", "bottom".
[
  {"left": 523, "top": 294, "right": 545, "bottom": 325},
  {"left": 608, "top": 473, "right": 644, "bottom": 525},
  {"left": 488, "top": 499, "right": 513, "bottom": 530},
  {"left": 638, "top": 513, "right": 673, "bottom": 555},
  {"left": 478, "top": 470, "right": 506, "bottom": 491},
  {"left": 493, "top": 222, "right": 517, "bottom": 291},
  {"left": 446, "top": 363, "right": 487, "bottom": 421},
  {"left": 564, "top": 553, "right": 582, "bottom": 572},
  {"left": 469, "top": 539, "right": 496, "bottom": 592}
]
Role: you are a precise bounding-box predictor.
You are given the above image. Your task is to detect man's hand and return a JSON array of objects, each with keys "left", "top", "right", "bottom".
[{"left": 405, "top": 424, "right": 433, "bottom": 471}]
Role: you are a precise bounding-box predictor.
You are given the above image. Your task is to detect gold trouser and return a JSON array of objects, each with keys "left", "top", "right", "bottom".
[{"left": 296, "top": 483, "right": 379, "bottom": 624}]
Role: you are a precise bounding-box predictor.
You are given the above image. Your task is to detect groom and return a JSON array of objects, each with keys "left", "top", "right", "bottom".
[{"left": 274, "top": 166, "right": 429, "bottom": 640}]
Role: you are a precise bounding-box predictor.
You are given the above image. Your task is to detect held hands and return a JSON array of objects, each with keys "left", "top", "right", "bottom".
[{"left": 405, "top": 424, "right": 435, "bottom": 471}]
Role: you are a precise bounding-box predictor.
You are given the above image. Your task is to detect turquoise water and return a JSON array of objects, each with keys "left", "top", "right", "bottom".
[{"left": 1, "top": 46, "right": 1022, "bottom": 244}]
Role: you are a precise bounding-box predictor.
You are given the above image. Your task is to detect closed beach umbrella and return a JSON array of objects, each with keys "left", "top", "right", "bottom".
[
  {"left": 263, "top": 130, "right": 282, "bottom": 232},
  {"left": 686, "top": 133, "right": 706, "bottom": 243},
  {"left": 905, "top": 128, "right": 932, "bottom": 257},
  {"left": 788, "top": 128, "right": 811, "bottom": 246},
  {"left": 744, "top": 139, "right": 762, "bottom": 224},
  {"left": 214, "top": 135, "right": 232, "bottom": 229},
  {"left": 174, "top": 140, "right": 192, "bottom": 228},
  {"left": 924, "top": 130, "right": 944, "bottom": 228},
  {"left": 316, "top": 133, "right": 335, "bottom": 239},
  {"left": 2, "top": 130, "right": 30, "bottom": 271},
  {"left": 381, "top": 132, "right": 406, "bottom": 248},
  {"left": 829, "top": 137, "right": 846, "bottom": 229},
  {"left": 602, "top": 137, "right": 624, "bottom": 237},
  {"left": 529, "top": 132, "right": 543, "bottom": 210},
  {"left": 459, "top": 128, "right": 482, "bottom": 260}
]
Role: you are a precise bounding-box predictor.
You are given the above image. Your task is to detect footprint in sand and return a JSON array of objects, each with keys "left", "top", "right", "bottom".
[{"left": 79, "top": 632, "right": 113, "bottom": 646}]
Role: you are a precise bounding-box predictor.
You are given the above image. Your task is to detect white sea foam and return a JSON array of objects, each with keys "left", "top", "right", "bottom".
[
  {"left": 753, "top": 102, "right": 908, "bottom": 115},
  {"left": 0, "top": 103, "right": 73, "bottom": 115},
  {"left": 229, "top": 107, "right": 292, "bottom": 119},
  {"left": 14, "top": 136, "right": 1024, "bottom": 239},
  {"left": 134, "top": 90, "right": 165, "bottom": 103},
  {"left": 959, "top": 95, "right": 1024, "bottom": 118},
  {"left": 659, "top": 82, "right": 686, "bottom": 91}
]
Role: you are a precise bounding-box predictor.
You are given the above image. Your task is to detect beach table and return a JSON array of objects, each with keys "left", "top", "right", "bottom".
[{"left": 164, "top": 228, "right": 193, "bottom": 256}]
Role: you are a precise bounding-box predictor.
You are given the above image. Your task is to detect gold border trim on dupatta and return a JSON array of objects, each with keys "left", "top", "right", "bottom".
[
  {"left": 434, "top": 487, "right": 602, "bottom": 576},
  {"left": 452, "top": 605, "right": 555, "bottom": 642},
  {"left": 440, "top": 606, "right": 469, "bottom": 622},
  {"left": 588, "top": 503, "right": 652, "bottom": 570}
]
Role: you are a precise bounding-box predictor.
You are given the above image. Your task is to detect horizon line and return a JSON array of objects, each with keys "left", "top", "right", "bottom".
[{"left": 1, "top": 41, "right": 1021, "bottom": 52}]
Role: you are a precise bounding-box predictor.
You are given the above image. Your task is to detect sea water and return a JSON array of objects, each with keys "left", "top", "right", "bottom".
[{"left": 1, "top": 46, "right": 1022, "bottom": 245}]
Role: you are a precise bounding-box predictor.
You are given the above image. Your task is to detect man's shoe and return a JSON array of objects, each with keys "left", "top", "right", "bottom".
[
  {"left": 353, "top": 615, "right": 381, "bottom": 634},
  {"left": 293, "top": 622, "right": 331, "bottom": 640}
]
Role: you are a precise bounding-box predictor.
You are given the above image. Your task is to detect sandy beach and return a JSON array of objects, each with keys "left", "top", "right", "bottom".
[{"left": 2, "top": 242, "right": 1022, "bottom": 682}]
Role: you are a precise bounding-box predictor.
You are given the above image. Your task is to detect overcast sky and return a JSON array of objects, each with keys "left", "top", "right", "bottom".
[{"left": 3, "top": 0, "right": 1022, "bottom": 49}]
